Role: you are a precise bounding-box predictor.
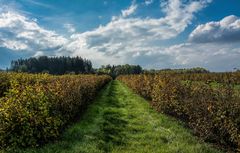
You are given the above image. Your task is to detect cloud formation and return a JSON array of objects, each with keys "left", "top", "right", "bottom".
[
  {"left": 189, "top": 15, "right": 240, "bottom": 43},
  {"left": 0, "top": 11, "right": 67, "bottom": 53},
  {"left": 64, "top": 0, "right": 211, "bottom": 62},
  {"left": 162, "top": 43, "right": 240, "bottom": 70},
  {"left": 2, "top": 0, "right": 239, "bottom": 71},
  {"left": 121, "top": 2, "right": 138, "bottom": 18}
]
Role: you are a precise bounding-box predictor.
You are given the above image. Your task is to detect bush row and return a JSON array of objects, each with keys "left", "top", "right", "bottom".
[
  {"left": 171, "top": 72, "right": 240, "bottom": 84},
  {"left": 117, "top": 74, "right": 240, "bottom": 152},
  {"left": 0, "top": 73, "right": 10, "bottom": 97},
  {"left": 0, "top": 73, "right": 112, "bottom": 148}
]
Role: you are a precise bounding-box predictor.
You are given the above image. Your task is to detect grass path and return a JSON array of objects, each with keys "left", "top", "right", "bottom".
[{"left": 4, "top": 81, "right": 222, "bottom": 153}]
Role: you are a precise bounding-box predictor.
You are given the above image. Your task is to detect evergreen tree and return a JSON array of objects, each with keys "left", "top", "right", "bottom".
[{"left": 10, "top": 56, "right": 93, "bottom": 75}]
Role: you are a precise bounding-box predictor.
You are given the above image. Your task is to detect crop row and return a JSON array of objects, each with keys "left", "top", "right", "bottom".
[
  {"left": 117, "top": 74, "right": 240, "bottom": 152},
  {"left": 174, "top": 72, "right": 240, "bottom": 84},
  {"left": 0, "top": 73, "right": 112, "bottom": 148}
]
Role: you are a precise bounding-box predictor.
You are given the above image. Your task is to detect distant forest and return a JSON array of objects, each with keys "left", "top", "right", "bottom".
[
  {"left": 11, "top": 56, "right": 93, "bottom": 75},
  {"left": 97, "top": 64, "right": 143, "bottom": 78},
  {"left": 10, "top": 56, "right": 143, "bottom": 76},
  {"left": 145, "top": 68, "right": 210, "bottom": 74},
  {"left": 8, "top": 56, "right": 214, "bottom": 77}
]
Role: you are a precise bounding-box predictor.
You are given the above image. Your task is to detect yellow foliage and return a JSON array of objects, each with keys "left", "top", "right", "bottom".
[
  {"left": 0, "top": 73, "right": 111, "bottom": 148},
  {"left": 117, "top": 73, "right": 240, "bottom": 152}
]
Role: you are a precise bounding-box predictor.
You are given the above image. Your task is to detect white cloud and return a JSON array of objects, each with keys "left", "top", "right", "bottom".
[
  {"left": 0, "top": 11, "right": 68, "bottom": 52},
  {"left": 121, "top": 3, "right": 138, "bottom": 18},
  {"left": 1, "top": 39, "right": 28, "bottom": 50},
  {"left": 33, "top": 51, "right": 44, "bottom": 57},
  {"left": 3, "top": 0, "right": 238, "bottom": 71},
  {"left": 145, "top": 0, "right": 153, "bottom": 6},
  {"left": 61, "top": 0, "right": 211, "bottom": 66},
  {"left": 189, "top": 15, "right": 240, "bottom": 43},
  {"left": 64, "top": 23, "right": 76, "bottom": 33},
  {"left": 161, "top": 43, "right": 240, "bottom": 71},
  {"left": 161, "top": 0, "right": 210, "bottom": 33}
]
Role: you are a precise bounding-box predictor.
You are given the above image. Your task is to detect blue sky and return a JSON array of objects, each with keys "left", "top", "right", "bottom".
[{"left": 0, "top": 0, "right": 240, "bottom": 71}]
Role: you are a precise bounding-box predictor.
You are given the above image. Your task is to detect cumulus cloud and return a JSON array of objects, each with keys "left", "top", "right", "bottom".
[
  {"left": 33, "top": 51, "right": 44, "bottom": 57},
  {"left": 3, "top": 0, "right": 237, "bottom": 71},
  {"left": 121, "top": 3, "right": 138, "bottom": 18},
  {"left": 60, "top": 0, "right": 211, "bottom": 66},
  {"left": 161, "top": 43, "right": 240, "bottom": 71},
  {"left": 189, "top": 15, "right": 240, "bottom": 43},
  {"left": 0, "top": 40, "right": 28, "bottom": 50},
  {"left": 0, "top": 11, "right": 68, "bottom": 53}
]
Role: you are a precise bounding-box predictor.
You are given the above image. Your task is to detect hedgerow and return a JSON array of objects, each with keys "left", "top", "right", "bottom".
[
  {"left": 117, "top": 74, "right": 240, "bottom": 152},
  {"left": 0, "top": 73, "right": 111, "bottom": 148}
]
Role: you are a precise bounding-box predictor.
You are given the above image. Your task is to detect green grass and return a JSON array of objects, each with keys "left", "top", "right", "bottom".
[{"left": 1, "top": 81, "right": 223, "bottom": 153}]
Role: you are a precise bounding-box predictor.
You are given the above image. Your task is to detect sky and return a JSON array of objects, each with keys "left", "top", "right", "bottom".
[{"left": 0, "top": 0, "right": 240, "bottom": 71}]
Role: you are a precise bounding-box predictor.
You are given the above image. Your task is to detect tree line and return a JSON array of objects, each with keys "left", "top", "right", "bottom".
[
  {"left": 96, "top": 64, "right": 143, "bottom": 78},
  {"left": 144, "top": 67, "right": 210, "bottom": 74},
  {"left": 9, "top": 56, "right": 213, "bottom": 77},
  {"left": 10, "top": 56, "right": 143, "bottom": 77},
  {"left": 10, "top": 56, "right": 93, "bottom": 75}
]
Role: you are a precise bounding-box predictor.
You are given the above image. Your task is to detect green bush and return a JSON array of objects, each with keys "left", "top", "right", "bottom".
[
  {"left": 118, "top": 74, "right": 240, "bottom": 152},
  {"left": 0, "top": 73, "right": 111, "bottom": 148}
]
